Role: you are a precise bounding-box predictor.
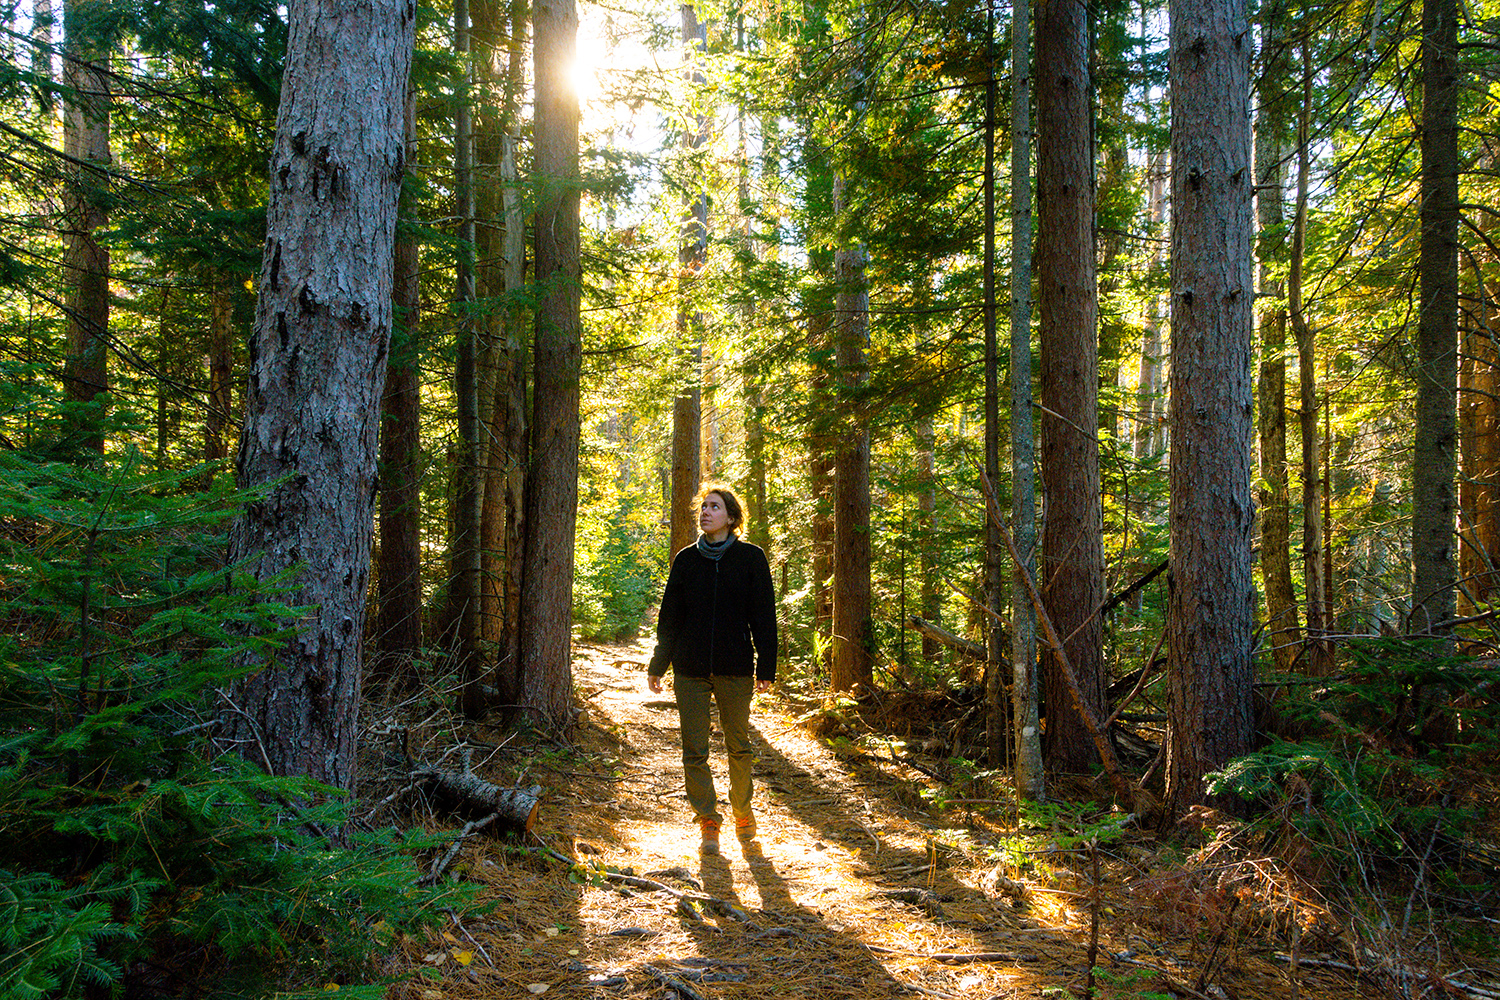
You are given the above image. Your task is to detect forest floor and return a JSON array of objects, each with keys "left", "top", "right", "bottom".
[{"left": 370, "top": 641, "right": 1500, "bottom": 1000}]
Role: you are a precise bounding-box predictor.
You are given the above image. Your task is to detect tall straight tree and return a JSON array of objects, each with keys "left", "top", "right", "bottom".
[
  {"left": 451, "top": 0, "right": 487, "bottom": 718},
  {"left": 1166, "top": 0, "right": 1256, "bottom": 812},
  {"left": 1410, "top": 0, "right": 1459, "bottom": 638},
  {"left": 1036, "top": 0, "right": 1105, "bottom": 772},
  {"left": 670, "top": 3, "right": 708, "bottom": 557},
  {"left": 831, "top": 169, "right": 873, "bottom": 694},
  {"left": 1010, "top": 0, "right": 1043, "bottom": 801},
  {"left": 225, "top": 0, "right": 416, "bottom": 791},
  {"left": 374, "top": 88, "right": 424, "bottom": 690},
  {"left": 516, "top": 0, "right": 582, "bottom": 730},
  {"left": 1254, "top": 0, "right": 1300, "bottom": 674},
  {"left": 982, "top": 0, "right": 1005, "bottom": 769},
  {"left": 1288, "top": 38, "right": 1330, "bottom": 673},
  {"left": 61, "top": 0, "right": 110, "bottom": 446}
]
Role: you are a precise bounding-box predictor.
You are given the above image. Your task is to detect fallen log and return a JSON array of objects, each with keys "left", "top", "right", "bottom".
[
  {"left": 415, "top": 768, "right": 541, "bottom": 835},
  {"left": 906, "top": 616, "right": 987, "bottom": 661}
]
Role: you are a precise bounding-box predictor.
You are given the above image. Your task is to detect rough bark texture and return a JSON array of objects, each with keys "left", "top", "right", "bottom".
[
  {"left": 1254, "top": 1, "right": 1301, "bottom": 675},
  {"left": 917, "top": 415, "right": 941, "bottom": 664},
  {"left": 808, "top": 304, "right": 836, "bottom": 676},
  {"left": 61, "top": 0, "right": 110, "bottom": 440},
  {"left": 516, "top": 0, "right": 581, "bottom": 731},
  {"left": 1010, "top": 0, "right": 1042, "bottom": 800},
  {"left": 226, "top": 0, "right": 416, "bottom": 791},
  {"left": 1411, "top": 0, "right": 1459, "bottom": 637},
  {"left": 374, "top": 90, "right": 424, "bottom": 691},
  {"left": 1036, "top": 0, "right": 1105, "bottom": 773},
  {"left": 831, "top": 172, "right": 873, "bottom": 695},
  {"left": 1166, "top": 0, "right": 1256, "bottom": 813},
  {"left": 1135, "top": 156, "right": 1166, "bottom": 464}
]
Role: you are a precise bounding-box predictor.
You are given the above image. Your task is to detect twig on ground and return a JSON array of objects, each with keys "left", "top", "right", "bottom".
[
  {"left": 423, "top": 812, "right": 498, "bottom": 884},
  {"left": 644, "top": 964, "right": 711, "bottom": 1000}
]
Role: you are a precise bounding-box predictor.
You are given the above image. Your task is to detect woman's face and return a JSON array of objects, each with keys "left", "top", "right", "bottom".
[{"left": 699, "top": 493, "right": 731, "bottom": 540}]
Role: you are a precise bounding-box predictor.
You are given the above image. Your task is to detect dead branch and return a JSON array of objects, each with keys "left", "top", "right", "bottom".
[
  {"left": 905, "top": 615, "right": 987, "bottom": 661},
  {"left": 979, "top": 471, "right": 1139, "bottom": 810}
]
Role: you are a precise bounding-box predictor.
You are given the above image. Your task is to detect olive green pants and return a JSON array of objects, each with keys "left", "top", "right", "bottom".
[{"left": 674, "top": 673, "right": 754, "bottom": 824}]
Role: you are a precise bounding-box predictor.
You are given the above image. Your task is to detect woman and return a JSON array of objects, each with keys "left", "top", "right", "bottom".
[{"left": 647, "top": 483, "right": 777, "bottom": 854}]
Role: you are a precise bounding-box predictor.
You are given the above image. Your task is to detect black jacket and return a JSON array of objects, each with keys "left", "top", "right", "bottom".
[{"left": 648, "top": 538, "right": 778, "bottom": 682}]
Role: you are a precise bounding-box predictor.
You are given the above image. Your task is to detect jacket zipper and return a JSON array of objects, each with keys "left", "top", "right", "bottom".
[{"left": 708, "top": 557, "right": 720, "bottom": 675}]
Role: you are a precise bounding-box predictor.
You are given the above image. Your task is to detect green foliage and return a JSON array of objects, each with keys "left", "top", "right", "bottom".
[
  {"left": 573, "top": 498, "right": 660, "bottom": 641},
  {"left": 1208, "top": 738, "right": 1473, "bottom": 872},
  {"left": 0, "top": 393, "right": 468, "bottom": 998}
]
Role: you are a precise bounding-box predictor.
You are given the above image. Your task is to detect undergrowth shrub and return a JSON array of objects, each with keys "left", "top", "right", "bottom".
[
  {"left": 0, "top": 394, "right": 469, "bottom": 998},
  {"left": 573, "top": 498, "right": 657, "bottom": 641}
]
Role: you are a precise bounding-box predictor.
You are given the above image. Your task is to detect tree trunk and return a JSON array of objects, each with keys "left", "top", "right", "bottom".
[
  {"left": 917, "top": 414, "right": 941, "bottom": 664},
  {"left": 1135, "top": 154, "right": 1166, "bottom": 463},
  {"left": 62, "top": 0, "right": 110, "bottom": 449},
  {"left": 982, "top": 3, "right": 1005, "bottom": 769},
  {"left": 1036, "top": 0, "right": 1105, "bottom": 773},
  {"left": 1459, "top": 171, "right": 1500, "bottom": 608},
  {"left": 831, "top": 170, "right": 873, "bottom": 695},
  {"left": 1410, "top": 0, "right": 1458, "bottom": 639},
  {"left": 474, "top": 0, "right": 525, "bottom": 656},
  {"left": 1010, "top": 0, "right": 1042, "bottom": 800},
  {"left": 1254, "top": 1, "right": 1300, "bottom": 675},
  {"left": 374, "top": 88, "right": 424, "bottom": 693},
  {"left": 1288, "top": 39, "right": 1330, "bottom": 674},
  {"left": 450, "top": 0, "right": 488, "bottom": 719},
  {"left": 1166, "top": 0, "right": 1256, "bottom": 814},
  {"left": 670, "top": 3, "right": 709, "bottom": 557},
  {"left": 226, "top": 0, "right": 416, "bottom": 791},
  {"left": 498, "top": 132, "right": 529, "bottom": 700},
  {"left": 516, "top": 0, "right": 581, "bottom": 731},
  {"left": 808, "top": 306, "right": 835, "bottom": 677}
]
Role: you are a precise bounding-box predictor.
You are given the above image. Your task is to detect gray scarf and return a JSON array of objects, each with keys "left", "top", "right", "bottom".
[{"left": 696, "top": 533, "right": 736, "bottom": 561}]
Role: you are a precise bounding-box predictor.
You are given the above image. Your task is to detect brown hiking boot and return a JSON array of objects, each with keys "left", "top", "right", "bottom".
[
  {"left": 735, "top": 814, "right": 756, "bottom": 841},
  {"left": 699, "top": 817, "right": 720, "bottom": 854}
]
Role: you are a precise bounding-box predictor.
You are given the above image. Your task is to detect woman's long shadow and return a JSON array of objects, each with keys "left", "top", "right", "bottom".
[{"left": 734, "top": 715, "right": 1085, "bottom": 986}]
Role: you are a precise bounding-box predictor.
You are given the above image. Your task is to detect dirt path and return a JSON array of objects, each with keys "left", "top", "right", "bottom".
[{"left": 397, "top": 641, "right": 1375, "bottom": 1000}]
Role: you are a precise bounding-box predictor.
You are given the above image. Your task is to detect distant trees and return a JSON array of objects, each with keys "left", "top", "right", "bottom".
[{"left": 224, "top": 0, "right": 416, "bottom": 790}]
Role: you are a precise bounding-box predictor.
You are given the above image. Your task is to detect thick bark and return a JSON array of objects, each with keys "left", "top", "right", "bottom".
[
  {"left": 516, "top": 0, "right": 581, "bottom": 731},
  {"left": 831, "top": 171, "right": 873, "bottom": 695},
  {"left": 61, "top": 0, "right": 110, "bottom": 446},
  {"left": 226, "top": 0, "right": 416, "bottom": 791},
  {"left": 1411, "top": 0, "right": 1459, "bottom": 638},
  {"left": 1036, "top": 0, "right": 1105, "bottom": 773},
  {"left": 1010, "top": 0, "right": 1042, "bottom": 800},
  {"left": 374, "top": 90, "right": 424, "bottom": 690},
  {"left": 1166, "top": 0, "right": 1256, "bottom": 813}
]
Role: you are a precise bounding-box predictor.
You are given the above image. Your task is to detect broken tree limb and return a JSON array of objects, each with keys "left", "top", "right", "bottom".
[
  {"left": 979, "top": 471, "right": 1140, "bottom": 811},
  {"left": 414, "top": 768, "right": 541, "bottom": 835},
  {"left": 905, "top": 616, "right": 987, "bottom": 661}
]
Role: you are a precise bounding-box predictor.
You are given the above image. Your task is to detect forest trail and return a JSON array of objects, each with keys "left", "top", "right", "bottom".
[{"left": 393, "top": 641, "right": 1375, "bottom": 1000}]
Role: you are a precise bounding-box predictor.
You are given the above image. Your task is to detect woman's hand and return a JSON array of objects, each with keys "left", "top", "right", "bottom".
[{"left": 647, "top": 673, "right": 664, "bottom": 694}]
